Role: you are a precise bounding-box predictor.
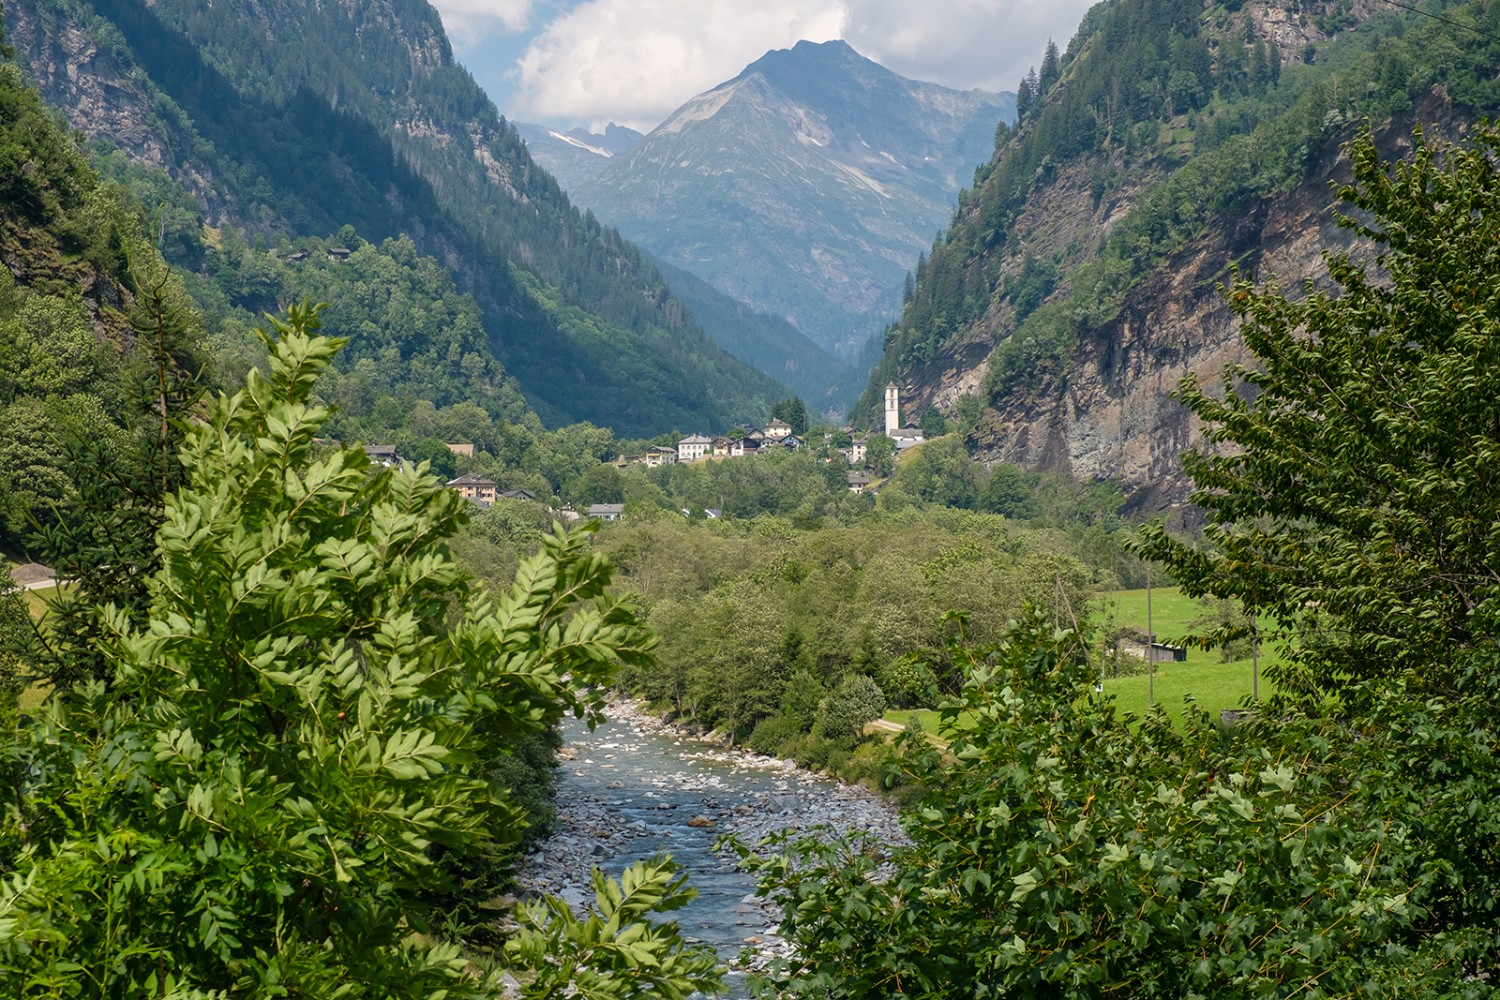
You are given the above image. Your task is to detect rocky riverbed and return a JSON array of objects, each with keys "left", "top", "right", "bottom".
[{"left": 518, "top": 701, "right": 905, "bottom": 987}]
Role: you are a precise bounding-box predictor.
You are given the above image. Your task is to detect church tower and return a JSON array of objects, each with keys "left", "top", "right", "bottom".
[{"left": 884, "top": 382, "right": 901, "bottom": 435}]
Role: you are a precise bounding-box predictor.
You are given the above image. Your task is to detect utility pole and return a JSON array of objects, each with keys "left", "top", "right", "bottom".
[
  {"left": 1251, "top": 616, "right": 1259, "bottom": 701},
  {"left": 1147, "top": 562, "right": 1155, "bottom": 709}
]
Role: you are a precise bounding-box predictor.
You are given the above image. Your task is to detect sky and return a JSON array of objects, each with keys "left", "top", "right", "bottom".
[{"left": 429, "top": 0, "right": 1097, "bottom": 133}]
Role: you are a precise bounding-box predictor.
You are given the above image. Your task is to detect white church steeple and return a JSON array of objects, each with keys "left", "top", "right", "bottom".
[{"left": 884, "top": 382, "right": 901, "bottom": 435}]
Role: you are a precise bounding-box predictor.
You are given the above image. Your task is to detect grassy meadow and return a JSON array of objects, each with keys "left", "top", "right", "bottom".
[{"left": 883, "top": 586, "right": 1278, "bottom": 735}]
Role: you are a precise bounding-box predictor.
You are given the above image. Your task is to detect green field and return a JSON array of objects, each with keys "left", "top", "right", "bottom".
[
  {"left": 1097, "top": 587, "right": 1277, "bottom": 720},
  {"left": 883, "top": 587, "right": 1277, "bottom": 734}
]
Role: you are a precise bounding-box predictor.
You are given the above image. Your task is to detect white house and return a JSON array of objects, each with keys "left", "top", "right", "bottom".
[
  {"left": 890, "top": 426, "right": 926, "bottom": 450},
  {"left": 678, "top": 434, "right": 713, "bottom": 462},
  {"left": 764, "top": 418, "right": 793, "bottom": 440},
  {"left": 645, "top": 445, "right": 678, "bottom": 467},
  {"left": 586, "top": 503, "right": 625, "bottom": 521}
]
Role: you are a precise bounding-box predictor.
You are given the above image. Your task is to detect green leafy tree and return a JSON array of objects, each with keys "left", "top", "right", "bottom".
[
  {"left": 811, "top": 674, "right": 886, "bottom": 749},
  {"left": 19, "top": 261, "right": 210, "bottom": 687},
  {"left": 865, "top": 433, "right": 895, "bottom": 477},
  {"left": 978, "top": 462, "right": 1039, "bottom": 519},
  {"left": 0, "top": 306, "right": 722, "bottom": 999},
  {"left": 737, "top": 615, "right": 1500, "bottom": 996},
  {"left": 888, "top": 437, "right": 981, "bottom": 509},
  {"left": 917, "top": 407, "right": 948, "bottom": 439},
  {"left": 1137, "top": 123, "right": 1500, "bottom": 698}
]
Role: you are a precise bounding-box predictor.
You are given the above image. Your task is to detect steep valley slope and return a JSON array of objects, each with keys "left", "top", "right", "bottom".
[{"left": 868, "top": 0, "right": 1500, "bottom": 510}]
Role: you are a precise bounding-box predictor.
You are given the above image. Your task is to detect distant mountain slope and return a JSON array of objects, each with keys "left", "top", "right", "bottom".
[
  {"left": 865, "top": 0, "right": 1500, "bottom": 508},
  {"left": 569, "top": 40, "right": 1014, "bottom": 356},
  {"left": 3, "top": 0, "right": 788, "bottom": 436},
  {"left": 514, "top": 122, "right": 642, "bottom": 196},
  {"left": 649, "top": 257, "right": 853, "bottom": 412}
]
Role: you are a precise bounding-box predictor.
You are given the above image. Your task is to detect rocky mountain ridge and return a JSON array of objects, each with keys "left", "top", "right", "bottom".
[
  {"left": 566, "top": 40, "right": 1014, "bottom": 356},
  {"left": 513, "top": 122, "right": 643, "bottom": 195}
]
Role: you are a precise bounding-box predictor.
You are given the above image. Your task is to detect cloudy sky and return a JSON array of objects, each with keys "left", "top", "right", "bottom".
[{"left": 430, "top": 0, "right": 1097, "bottom": 133}]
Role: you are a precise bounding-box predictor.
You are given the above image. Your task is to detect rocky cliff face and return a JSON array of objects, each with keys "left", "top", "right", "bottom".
[
  {"left": 4, "top": 2, "right": 161, "bottom": 164},
  {"left": 876, "top": 0, "right": 1480, "bottom": 509},
  {"left": 968, "top": 161, "right": 1350, "bottom": 512}
]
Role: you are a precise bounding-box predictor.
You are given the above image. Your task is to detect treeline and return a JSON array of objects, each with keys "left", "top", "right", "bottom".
[{"left": 595, "top": 510, "right": 1100, "bottom": 771}]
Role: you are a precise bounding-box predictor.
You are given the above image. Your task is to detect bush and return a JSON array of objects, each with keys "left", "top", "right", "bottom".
[
  {"left": 812, "top": 675, "right": 888, "bottom": 749},
  {"left": 737, "top": 614, "right": 1500, "bottom": 997}
]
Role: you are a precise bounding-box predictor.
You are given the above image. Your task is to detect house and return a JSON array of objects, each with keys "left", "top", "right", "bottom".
[
  {"left": 446, "top": 443, "right": 475, "bottom": 459},
  {"left": 777, "top": 434, "right": 801, "bottom": 450},
  {"left": 1116, "top": 628, "right": 1187, "bottom": 663},
  {"left": 678, "top": 434, "right": 713, "bottom": 462},
  {"left": 498, "top": 488, "right": 538, "bottom": 501},
  {"left": 846, "top": 471, "right": 873, "bottom": 493},
  {"left": 285, "top": 249, "right": 310, "bottom": 263},
  {"left": 849, "top": 438, "right": 868, "bottom": 466},
  {"left": 765, "top": 418, "right": 793, "bottom": 440},
  {"left": 586, "top": 503, "right": 625, "bottom": 521},
  {"left": 745, "top": 427, "right": 766, "bottom": 442},
  {"left": 730, "top": 437, "right": 756, "bottom": 457},
  {"left": 645, "top": 445, "right": 677, "bottom": 467},
  {"left": 890, "top": 426, "right": 926, "bottom": 450},
  {"left": 328, "top": 246, "right": 353, "bottom": 262},
  {"left": 447, "top": 472, "right": 497, "bottom": 506},
  {"left": 362, "top": 444, "right": 404, "bottom": 467},
  {"left": 711, "top": 436, "right": 734, "bottom": 458}
]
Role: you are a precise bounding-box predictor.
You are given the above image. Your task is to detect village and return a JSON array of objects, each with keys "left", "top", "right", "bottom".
[{"left": 375, "top": 383, "right": 930, "bottom": 520}]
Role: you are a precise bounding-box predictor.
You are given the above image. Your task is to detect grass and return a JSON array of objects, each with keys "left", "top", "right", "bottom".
[
  {"left": 8, "top": 560, "right": 61, "bottom": 712},
  {"left": 880, "top": 587, "right": 1279, "bottom": 735},
  {"left": 1098, "top": 586, "right": 1279, "bottom": 720}
]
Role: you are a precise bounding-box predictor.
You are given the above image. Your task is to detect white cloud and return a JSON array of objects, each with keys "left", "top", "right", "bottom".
[
  {"left": 429, "top": 0, "right": 536, "bottom": 46},
  {"left": 840, "top": 0, "right": 1095, "bottom": 94},
  {"left": 511, "top": 0, "right": 845, "bottom": 131},
  {"left": 470, "top": 0, "right": 1094, "bottom": 130}
]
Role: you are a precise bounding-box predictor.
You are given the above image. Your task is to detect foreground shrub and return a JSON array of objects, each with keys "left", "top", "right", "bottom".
[{"left": 736, "top": 614, "right": 1500, "bottom": 997}]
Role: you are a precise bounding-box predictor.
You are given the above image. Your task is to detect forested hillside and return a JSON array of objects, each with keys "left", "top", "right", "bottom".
[
  {"left": 0, "top": 42, "right": 206, "bottom": 561},
  {"left": 2, "top": 0, "right": 788, "bottom": 435},
  {"left": 864, "top": 0, "right": 1500, "bottom": 507}
]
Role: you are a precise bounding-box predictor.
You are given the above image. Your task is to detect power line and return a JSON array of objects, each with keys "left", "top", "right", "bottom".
[{"left": 1377, "top": 0, "right": 1500, "bottom": 45}]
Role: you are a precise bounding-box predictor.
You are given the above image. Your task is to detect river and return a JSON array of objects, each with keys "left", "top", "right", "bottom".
[{"left": 520, "top": 706, "right": 903, "bottom": 997}]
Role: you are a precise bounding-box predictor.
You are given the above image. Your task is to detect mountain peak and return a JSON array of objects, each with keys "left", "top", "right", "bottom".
[
  {"left": 734, "top": 38, "right": 880, "bottom": 88},
  {"left": 568, "top": 42, "right": 1014, "bottom": 356}
]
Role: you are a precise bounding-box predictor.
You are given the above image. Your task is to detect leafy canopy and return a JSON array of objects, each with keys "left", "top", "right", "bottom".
[
  {"left": 1138, "top": 121, "right": 1500, "bottom": 698},
  {"left": 0, "top": 304, "right": 722, "bottom": 999},
  {"left": 737, "top": 616, "right": 1500, "bottom": 996}
]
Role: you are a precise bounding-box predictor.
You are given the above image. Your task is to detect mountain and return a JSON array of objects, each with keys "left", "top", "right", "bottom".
[
  {"left": 514, "top": 122, "right": 643, "bottom": 195},
  {"left": 2, "top": 0, "right": 789, "bottom": 437},
  {"left": 567, "top": 40, "right": 1014, "bottom": 356},
  {"left": 648, "top": 257, "right": 850, "bottom": 412},
  {"left": 864, "top": 0, "right": 1500, "bottom": 509}
]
